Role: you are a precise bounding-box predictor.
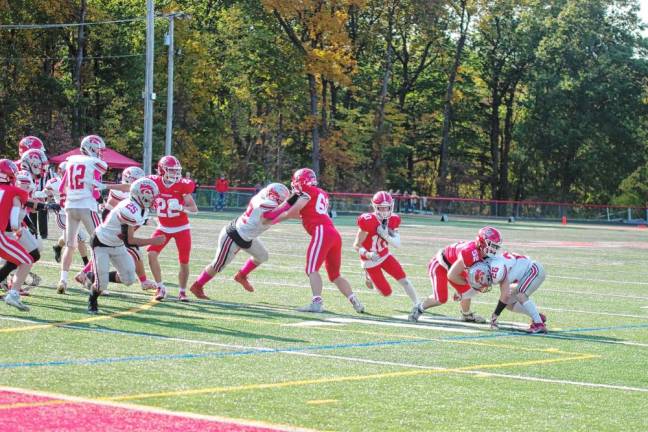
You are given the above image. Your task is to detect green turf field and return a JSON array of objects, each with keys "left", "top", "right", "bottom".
[{"left": 1, "top": 212, "right": 647, "bottom": 431}]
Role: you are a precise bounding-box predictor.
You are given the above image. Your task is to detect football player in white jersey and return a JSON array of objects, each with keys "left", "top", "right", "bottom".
[
  {"left": 189, "top": 183, "right": 291, "bottom": 299},
  {"left": 487, "top": 252, "right": 547, "bottom": 333},
  {"left": 45, "top": 162, "right": 91, "bottom": 266},
  {"left": 75, "top": 165, "right": 155, "bottom": 291},
  {"left": 87, "top": 178, "right": 165, "bottom": 314},
  {"left": 58, "top": 135, "right": 115, "bottom": 294}
]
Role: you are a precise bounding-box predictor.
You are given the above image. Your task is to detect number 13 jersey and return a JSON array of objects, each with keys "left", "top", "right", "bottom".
[
  {"left": 298, "top": 184, "right": 333, "bottom": 235},
  {"left": 149, "top": 175, "right": 194, "bottom": 233}
]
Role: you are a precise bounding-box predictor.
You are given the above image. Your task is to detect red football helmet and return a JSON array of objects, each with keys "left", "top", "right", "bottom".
[
  {"left": 20, "top": 148, "right": 49, "bottom": 177},
  {"left": 80, "top": 134, "right": 106, "bottom": 159},
  {"left": 0, "top": 159, "right": 18, "bottom": 184},
  {"left": 476, "top": 226, "right": 502, "bottom": 258},
  {"left": 157, "top": 155, "right": 182, "bottom": 185},
  {"left": 18, "top": 136, "right": 45, "bottom": 157},
  {"left": 291, "top": 168, "right": 317, "bottom": 193},
  {"left": 371, "top": 191, "right": 394, "bottom": 220}
]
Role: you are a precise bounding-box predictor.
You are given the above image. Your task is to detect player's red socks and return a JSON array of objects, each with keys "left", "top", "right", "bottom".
[
  {"left": 195, "top": 271, "right": 213, "bottom": 287},
  {"left": 239, "top": 258, "right": 258, "bottom": 277}
]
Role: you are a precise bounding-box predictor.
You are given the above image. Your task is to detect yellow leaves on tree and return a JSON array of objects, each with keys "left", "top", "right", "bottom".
[{"left": 262, "top": 0, "right": 363, "bottom": 86}]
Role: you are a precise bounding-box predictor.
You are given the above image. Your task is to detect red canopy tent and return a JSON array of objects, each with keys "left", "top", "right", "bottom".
[{"left": 49, "top": 148, "right": 141, "bottom": 169}]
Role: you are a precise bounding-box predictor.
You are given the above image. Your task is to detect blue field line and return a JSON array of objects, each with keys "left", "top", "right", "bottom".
[
  {"left": 0, "top": 338, "right": 433, "bottom": 370},
  {"left": 444, "top": 322, "right": 648, "bottom": 341}
]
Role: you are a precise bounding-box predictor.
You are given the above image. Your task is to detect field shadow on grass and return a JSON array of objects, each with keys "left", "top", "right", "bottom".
[{"left": 111, "top": 305, "right": 306, "bottom": 343}]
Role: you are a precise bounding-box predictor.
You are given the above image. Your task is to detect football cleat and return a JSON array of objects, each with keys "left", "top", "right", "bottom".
[
  {"left": 297, "top": 300, "right": 324, "bottom": 313},
  {"left": 233, "top": 272, "right": 255, "bottom": 292},
  {"left": 52, "top": 245, "right": 62, "bottom": 263},
  {"left": 155, "top": 285, "right": 167, "bottom": 301},
  {"left": 5, "top": 290, "right": 29, "bottom": 311},
  {"left": 189, "top": 282, "right": 210, "bottom": 299},
  {"left": 539, "top": 313, "right": 547, "bottom": 324},
  {"left": 57, "top": 280, "right": 67, "bottom": 294},
  {"left": 461, "top": 311, "right": 486, "bottom": 324},
  {"left": 178, "top": 291, "right": 189, "bottom": 302},
  {"left": 350, "top": 295, "right": 365, "bottom": 314},
  {"left": 528, "top": 322, "right": 547, "bottom": 334},
  {"left": 408, "top": 303, "right": 423, "bottom": 322}
]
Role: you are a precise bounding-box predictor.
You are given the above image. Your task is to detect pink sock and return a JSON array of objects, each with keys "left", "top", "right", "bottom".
[
  {"left": 82, "top": 262, "right": 92, "bottom": 273},
  {"left": 239, "top": 258, "right": 258, "bottom": 277},
  {"left": 138, "top": 274, "right": 146, "bottom": 282},
  {"left": 196, "top": 271, "right": 214, "bottom": 287}
]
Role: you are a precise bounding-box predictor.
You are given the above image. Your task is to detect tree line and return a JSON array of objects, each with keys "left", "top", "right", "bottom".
[{"left": 1, "top": 0, "right": 647, "bottom": 205}]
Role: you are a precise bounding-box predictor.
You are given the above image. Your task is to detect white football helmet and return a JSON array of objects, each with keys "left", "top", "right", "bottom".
[
  {"left": 262, "top": 183, "right": 290, "bottom": 206},
  {"left": 122, "top": 166, "right": 145, "bottom": 184},
  {"left": 80, "top": 135, "right": 106, "bottom": 159},
  {"left": 487, "top": 256, "right": 508, "bottom": 285},
  {"left": 57, "top": 161, "right": 67, "bottom": 177},
  {"left": 130, "top": 177, "right": 159, "bottom": 209},
  {"left": 20, "top": 148, "right": 49, "bottom": 177},
  {"left": 467, "top": 261, "right": 492, "bottom": 292},
  {"left": 16, "top": 170, "right": 35, "bottom": 193}
]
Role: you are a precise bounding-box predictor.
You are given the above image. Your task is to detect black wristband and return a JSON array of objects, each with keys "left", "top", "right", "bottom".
[
  {"left": 287, "top": 193, "right": 299, "bottom": 205},
  {"left": 493, "top": 300, "right": 507, "bottom": 316}
]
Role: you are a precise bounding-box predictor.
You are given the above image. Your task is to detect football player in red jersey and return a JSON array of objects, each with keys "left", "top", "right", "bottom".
[
  {"left": 269, "top": 168, "right": 364, "bottom": 313},
  {"left": 147, "top": 156, "right": 198, "bottom": 301},
  {"left": 0, "top": 159, "right": 34, "bottom": 311},
  {"left": 408, "top": 226, "right": 503, "bottom": 323},
  {"left": 352, "top": 191, "right": 418, "bottom": 305}
]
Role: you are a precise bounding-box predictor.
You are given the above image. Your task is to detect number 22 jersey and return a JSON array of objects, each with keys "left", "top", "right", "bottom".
[{"left": 149, "top": 175, "right": 194, "bottom": 233}]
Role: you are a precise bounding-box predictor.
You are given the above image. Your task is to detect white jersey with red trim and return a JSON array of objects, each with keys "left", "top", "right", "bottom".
[
  {"left": 489, "top": 252, "right": 532, "bottom": 284},
  {"left": 95, "top": 199, "right": 148, "bottom": 247},
  {"left": 45, "top": 176, "right": 65, "bottom": 206},
  {"left": 104, "top": 189, "right": 129, "bottom": 211},
  {"left": 60, "top": 155, "right": 107, "bottom": 210},
  {"left": 235, "top": 192, "right": 276, "bottom": 242}
]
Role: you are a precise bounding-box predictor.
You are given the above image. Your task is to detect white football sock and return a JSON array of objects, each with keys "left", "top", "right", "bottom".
[
  {"left": 60, "top": 271, "right": 68, "bottom": 282},
  {"left": 522, "top": 299, "right": 542, "bottom": 323},
  {"left": 510, "top": 302, "right": 532, "bottom": 318},
  {"left": 398, "top": 278, "right": 419, "bottom": 304}
]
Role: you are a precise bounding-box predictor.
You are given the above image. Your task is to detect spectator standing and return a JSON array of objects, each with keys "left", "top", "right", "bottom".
[
  {"left": 411, "top": 190, "right": 419, "bottom": 213},
  {"left": 402, "top": 190, "right": 411, "bottom": 213},
  {"left": 214, "top": 174, "right": 229, "bottom": 211},
  {"left": 393, "top": 190, "right": 401, "bottom": 212}
]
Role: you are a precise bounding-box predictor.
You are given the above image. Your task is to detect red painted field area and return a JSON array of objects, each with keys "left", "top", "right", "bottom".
[{"left": 0, "top": 389, "right": 292, "bottom": 432}]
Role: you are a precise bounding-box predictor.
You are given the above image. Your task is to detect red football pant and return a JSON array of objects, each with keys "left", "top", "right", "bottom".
[
  {"left": 0, "top": 233, "right": 33, "bottom": 265},
  {"left": 428, "top": 257, "right": 471, "bottom": 304},
  {"left": 365, "top": 255, "right": 406, "bottom": 297},
  {"left": 305, "top": 224, "right": 342, "bottom": 282},
  {"left": 146, "top": 228, "right": 192, "bottom": 264}
]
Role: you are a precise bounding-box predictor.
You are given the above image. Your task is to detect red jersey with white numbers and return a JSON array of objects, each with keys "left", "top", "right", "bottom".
[
  {"left": 150, "top": 175, "right": 194, "bottom": 233},
  {"left": 0, "top": 184, "right": 29, "bottom": 230},
  {"left": 298, "top": 184, "right": 334, "bottom": 236},
  {"left": 442, "top": 241, "right": 482, "bottom": 267},
  {"left": 357, "top": 213, "right": 401, "bottom": 264}
]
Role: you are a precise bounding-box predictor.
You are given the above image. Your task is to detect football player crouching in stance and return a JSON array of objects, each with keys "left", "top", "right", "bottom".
[
  {"left": 190, "top": 183, "right": 292, "bottom": 299},
  {"left": 487, "top": 252, "right": 547, "bottom": 334},
  {"left": 87, "top": 178, "right": 165, "bottom": 314},
  {"left": 353, "top": 191, "right": 418, "bottom": 306},
  {"left": 408, "top": 226, "right": 503, "bottom": 323}
]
